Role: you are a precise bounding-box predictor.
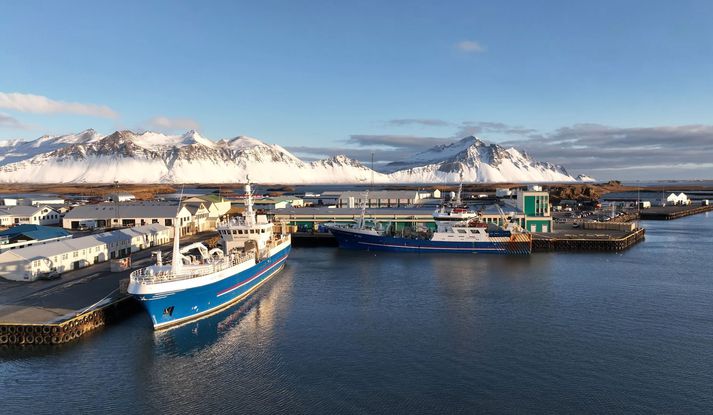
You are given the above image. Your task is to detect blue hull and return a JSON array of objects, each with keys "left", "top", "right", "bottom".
[
  {"left": 134, "top": 245, "right": 290, "bottom": 329},
  {"left": 329, "top": 228, "right": 531, "bottom": 255}
]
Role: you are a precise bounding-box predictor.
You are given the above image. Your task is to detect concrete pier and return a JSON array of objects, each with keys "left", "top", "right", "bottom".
[
  {"left": 532, "top": 227, "right": 645, "bottom": 252},
  {"left": 0, "top": 232, "right": 213, "bottom": 346},
  {"left": 639, "top": 204, "right": 713, "bottom": 220}
]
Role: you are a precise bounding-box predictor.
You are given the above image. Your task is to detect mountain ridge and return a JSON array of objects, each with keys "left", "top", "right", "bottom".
[{"left": 0, "top": 130, "right": 592, "bottom": 183}]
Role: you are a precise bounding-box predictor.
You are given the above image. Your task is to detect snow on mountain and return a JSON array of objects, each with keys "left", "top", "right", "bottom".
[
  {"left": 0, "top": 130, "right": 583, "bottom": 183},
  {"left": 576, "top": 174, "right": 596, "bottom": 182},
  {"left": 387, "top": 136, "right": 578, "bottom": 183},
  {"left": 0, "top": 129, "right": 101, "bottom": 166},
  {"left": 307, "top": 155, "right": 390, "bottom": 183}
]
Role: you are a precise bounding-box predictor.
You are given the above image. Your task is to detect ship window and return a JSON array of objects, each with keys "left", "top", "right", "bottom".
[
  {"left": 470, "top": 230, "right": 478, "bottom": 234},
  {"left": 457, "top": 229, "right": 467, "bottom": 234},
  {"left": 238, "top": 230, "right": 243, "bottom": 234},
  {"left": 232, "top": 230, "right": 237, "bottom": 235}
]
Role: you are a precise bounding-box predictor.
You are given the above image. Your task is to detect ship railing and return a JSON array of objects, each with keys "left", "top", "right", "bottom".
[{"left": 130, "top": 252, "right": 254, "bottom": 285}]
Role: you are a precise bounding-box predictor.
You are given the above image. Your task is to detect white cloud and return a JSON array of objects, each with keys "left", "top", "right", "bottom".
[
  {"left": 0, "top": 92, "right": 118, "bottom": 118},
  {"left": 145, "top": 116, "right": 200, "bottom": 132},
  {"left": 455, "top": 40, "right": 485, "bottom": 53},
  {"left": 0, "top": 112, "right": 29, "bottom": 129}
]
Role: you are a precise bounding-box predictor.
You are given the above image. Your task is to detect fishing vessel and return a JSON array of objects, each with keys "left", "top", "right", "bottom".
[
  {"left": 326, "top": 185, "right": 531, "bottom": 254},
  {"left": 127, "top": 181, "right": 291, "bottom": 330}
]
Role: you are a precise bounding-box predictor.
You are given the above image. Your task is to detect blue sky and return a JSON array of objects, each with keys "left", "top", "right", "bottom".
[{"left": 1, "top": 0, "right": 712, "bottom": 179}]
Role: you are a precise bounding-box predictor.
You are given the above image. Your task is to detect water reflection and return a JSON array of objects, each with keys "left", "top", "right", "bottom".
[{"left": 152, "top": 265, "right": 296, "bottom": 357}]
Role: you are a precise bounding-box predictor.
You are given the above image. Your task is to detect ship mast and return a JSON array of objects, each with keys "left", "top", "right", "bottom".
[
  {"left": 170, "top": 187, "right": 185, "bottom": 273},
  {"left": 244, "top": 176, "right": 255, "bottom": 226},
  {"left": 455, "top": 172, "right": 464, "bottom": 205}
]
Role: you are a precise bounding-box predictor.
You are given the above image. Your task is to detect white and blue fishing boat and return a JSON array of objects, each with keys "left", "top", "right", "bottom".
[
  {"left": 326, "top": 186, "right": 531, "bottom": 255},
  {"left": 127, "top": 181, "right": 291, "bottom": 330}
]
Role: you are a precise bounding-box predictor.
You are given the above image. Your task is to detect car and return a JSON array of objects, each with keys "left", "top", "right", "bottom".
[{"left": 38, "top": 269, "right": 60, "bottom": 280}]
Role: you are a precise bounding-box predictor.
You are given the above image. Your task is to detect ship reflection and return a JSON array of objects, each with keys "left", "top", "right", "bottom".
[{"left": 151, "top": 265, "right": 295, "bottom": 357}]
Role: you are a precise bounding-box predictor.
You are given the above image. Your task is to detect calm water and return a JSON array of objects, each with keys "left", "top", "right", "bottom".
[{"left": 2, "top": 213, "right": 712, "bottom": 414}]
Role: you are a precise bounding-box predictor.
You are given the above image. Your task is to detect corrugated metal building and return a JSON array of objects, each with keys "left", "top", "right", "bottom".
[
  {"left": 62, "top": 202, "right": 194, "bottom": 235},
  {"left": 0, "top": 225, "right": 73, "bottom": 253},
  {"left": 0, "top": 224, "right": 171, "bottom": 281}
]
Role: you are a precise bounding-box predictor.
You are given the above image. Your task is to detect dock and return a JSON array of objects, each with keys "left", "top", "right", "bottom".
[
  {"left": 0, "top": 233, "right": 212, "bottom": 346},
  {"left": 533, "top": 227, "right": 645, "bottom": 252},
  {"left": 639, "top": 203, "right": 713, "bottom": 220}
]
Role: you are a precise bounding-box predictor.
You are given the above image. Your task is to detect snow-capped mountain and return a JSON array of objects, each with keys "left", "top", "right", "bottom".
[
  {"left": 0, "top": 129, "right": 101, "bottom": 166},
  {"left": 575, "top": 174, "right": 596, "bottom": 182},
  {"left": 0, "top": 130, "right": 590, "bottom": 183},
  {"left": 387, "top": 136, "right": 579, "bottom": 183}
]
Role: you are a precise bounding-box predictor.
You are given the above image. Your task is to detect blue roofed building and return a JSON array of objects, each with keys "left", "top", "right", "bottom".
[{"left": 0, "top": 224, "right": 73, "bottom": 253}]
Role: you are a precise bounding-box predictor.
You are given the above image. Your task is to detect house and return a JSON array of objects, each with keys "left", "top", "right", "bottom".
[
  {"left": 0, "top": 224, "right": 171, "bottom": 281},
  {"left": 62, "top": 202, "right": 194, "bottom": 235},
  {"left": 0, "top": 225, "right": 73, "bottom": 253},
  {"left": 184, "top": 194, "right": 231, "bottom": 227},
  {"left": 0, "top": 205, "right": 61, "bottom": 226},
  {"left": 183, "top": 202, "right": 211, "bottom": 233}
]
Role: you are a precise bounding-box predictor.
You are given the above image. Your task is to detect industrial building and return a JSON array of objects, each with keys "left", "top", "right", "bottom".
[
  {"left": 0, "top": 224, "right": 171, "bottom": 281},
  {"left": 325, "top": 190, "right": 431, "bottom": 208},
  {"left": 233, "top": 196, "right": 304, "bottom": 211},
  {"left": 1, "top": 196, "right": 66, "bottom": 207},
  {"left": 0, "top": 205, "right": 61, "bottom": 226},
  {"left": 62, "top": 202, "right": 195, "bottom": 235},
  {"left": 510, "top": 188, "right": 553, "bottom": 232},
  {"left": 0, "top": 225, "right": 73, "bottom": 253},
  {"left": 105, "top": 192, "right": 136, "bottom": 202},
  {"left": 272, "top": 186, "right": 554, "bottom": 233}
]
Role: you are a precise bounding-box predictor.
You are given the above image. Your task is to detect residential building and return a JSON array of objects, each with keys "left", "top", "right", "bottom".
[{"left": 0, "top": 205, "right": 61, "bottom": 226}]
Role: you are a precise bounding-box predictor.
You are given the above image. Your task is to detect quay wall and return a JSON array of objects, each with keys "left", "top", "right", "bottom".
[{"left": 0, "top": 296, "right": 138, "bottom": 347}]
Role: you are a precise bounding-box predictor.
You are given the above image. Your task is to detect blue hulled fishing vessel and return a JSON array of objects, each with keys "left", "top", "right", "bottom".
[
  {"left": 326, "top": 186, "right": 531, "bottom": 255},
  {"left": 127, "top": 181, "right": 291, "bottom": 330}
]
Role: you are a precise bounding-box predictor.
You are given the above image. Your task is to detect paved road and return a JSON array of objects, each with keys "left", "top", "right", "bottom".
[{"left": 0, "top": 232, "right": 214, "bottom": 324}]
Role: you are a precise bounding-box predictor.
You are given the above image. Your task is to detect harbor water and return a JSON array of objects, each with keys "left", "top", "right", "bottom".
[{"left": 2, "top": 213, "right": 712, "bottom": 414}]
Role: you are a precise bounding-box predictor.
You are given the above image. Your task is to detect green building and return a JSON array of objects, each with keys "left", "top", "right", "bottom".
[{"left": 516, "top": 188, "right": 553, "bottom": 232}]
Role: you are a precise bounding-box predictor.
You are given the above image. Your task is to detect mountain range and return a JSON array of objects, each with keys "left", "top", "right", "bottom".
[{"left": 0, "top": 129, "right": 594, "bottom": 184}]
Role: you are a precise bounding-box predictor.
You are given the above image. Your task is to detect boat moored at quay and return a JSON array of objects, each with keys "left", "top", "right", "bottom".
[
  {"left": 127, "top": 181, "right": 291, "bottom": 330},
  {"left": 326, "top": 186, "right": 532, "bottom": 255}
]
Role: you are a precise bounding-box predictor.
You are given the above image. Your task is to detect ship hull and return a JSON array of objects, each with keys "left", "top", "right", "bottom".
[
  {"left": 329, "top": 227, "right": 531, "bottom": 255},
  {"left": 131, "top": 243, "right": 290, "bottom": 330}
]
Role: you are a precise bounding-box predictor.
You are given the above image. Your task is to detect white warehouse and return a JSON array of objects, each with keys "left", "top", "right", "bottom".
[
  {"left": 0, "top": 224, "right": 171, "bottom": 282},
  {"left": 62, "top": 202, "right": 195, "bottom": 235}
]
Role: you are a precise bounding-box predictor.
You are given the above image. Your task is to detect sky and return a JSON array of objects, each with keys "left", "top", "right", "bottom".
[{"left": 1, "top": 0, "right": 712, "bottom": 180}]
